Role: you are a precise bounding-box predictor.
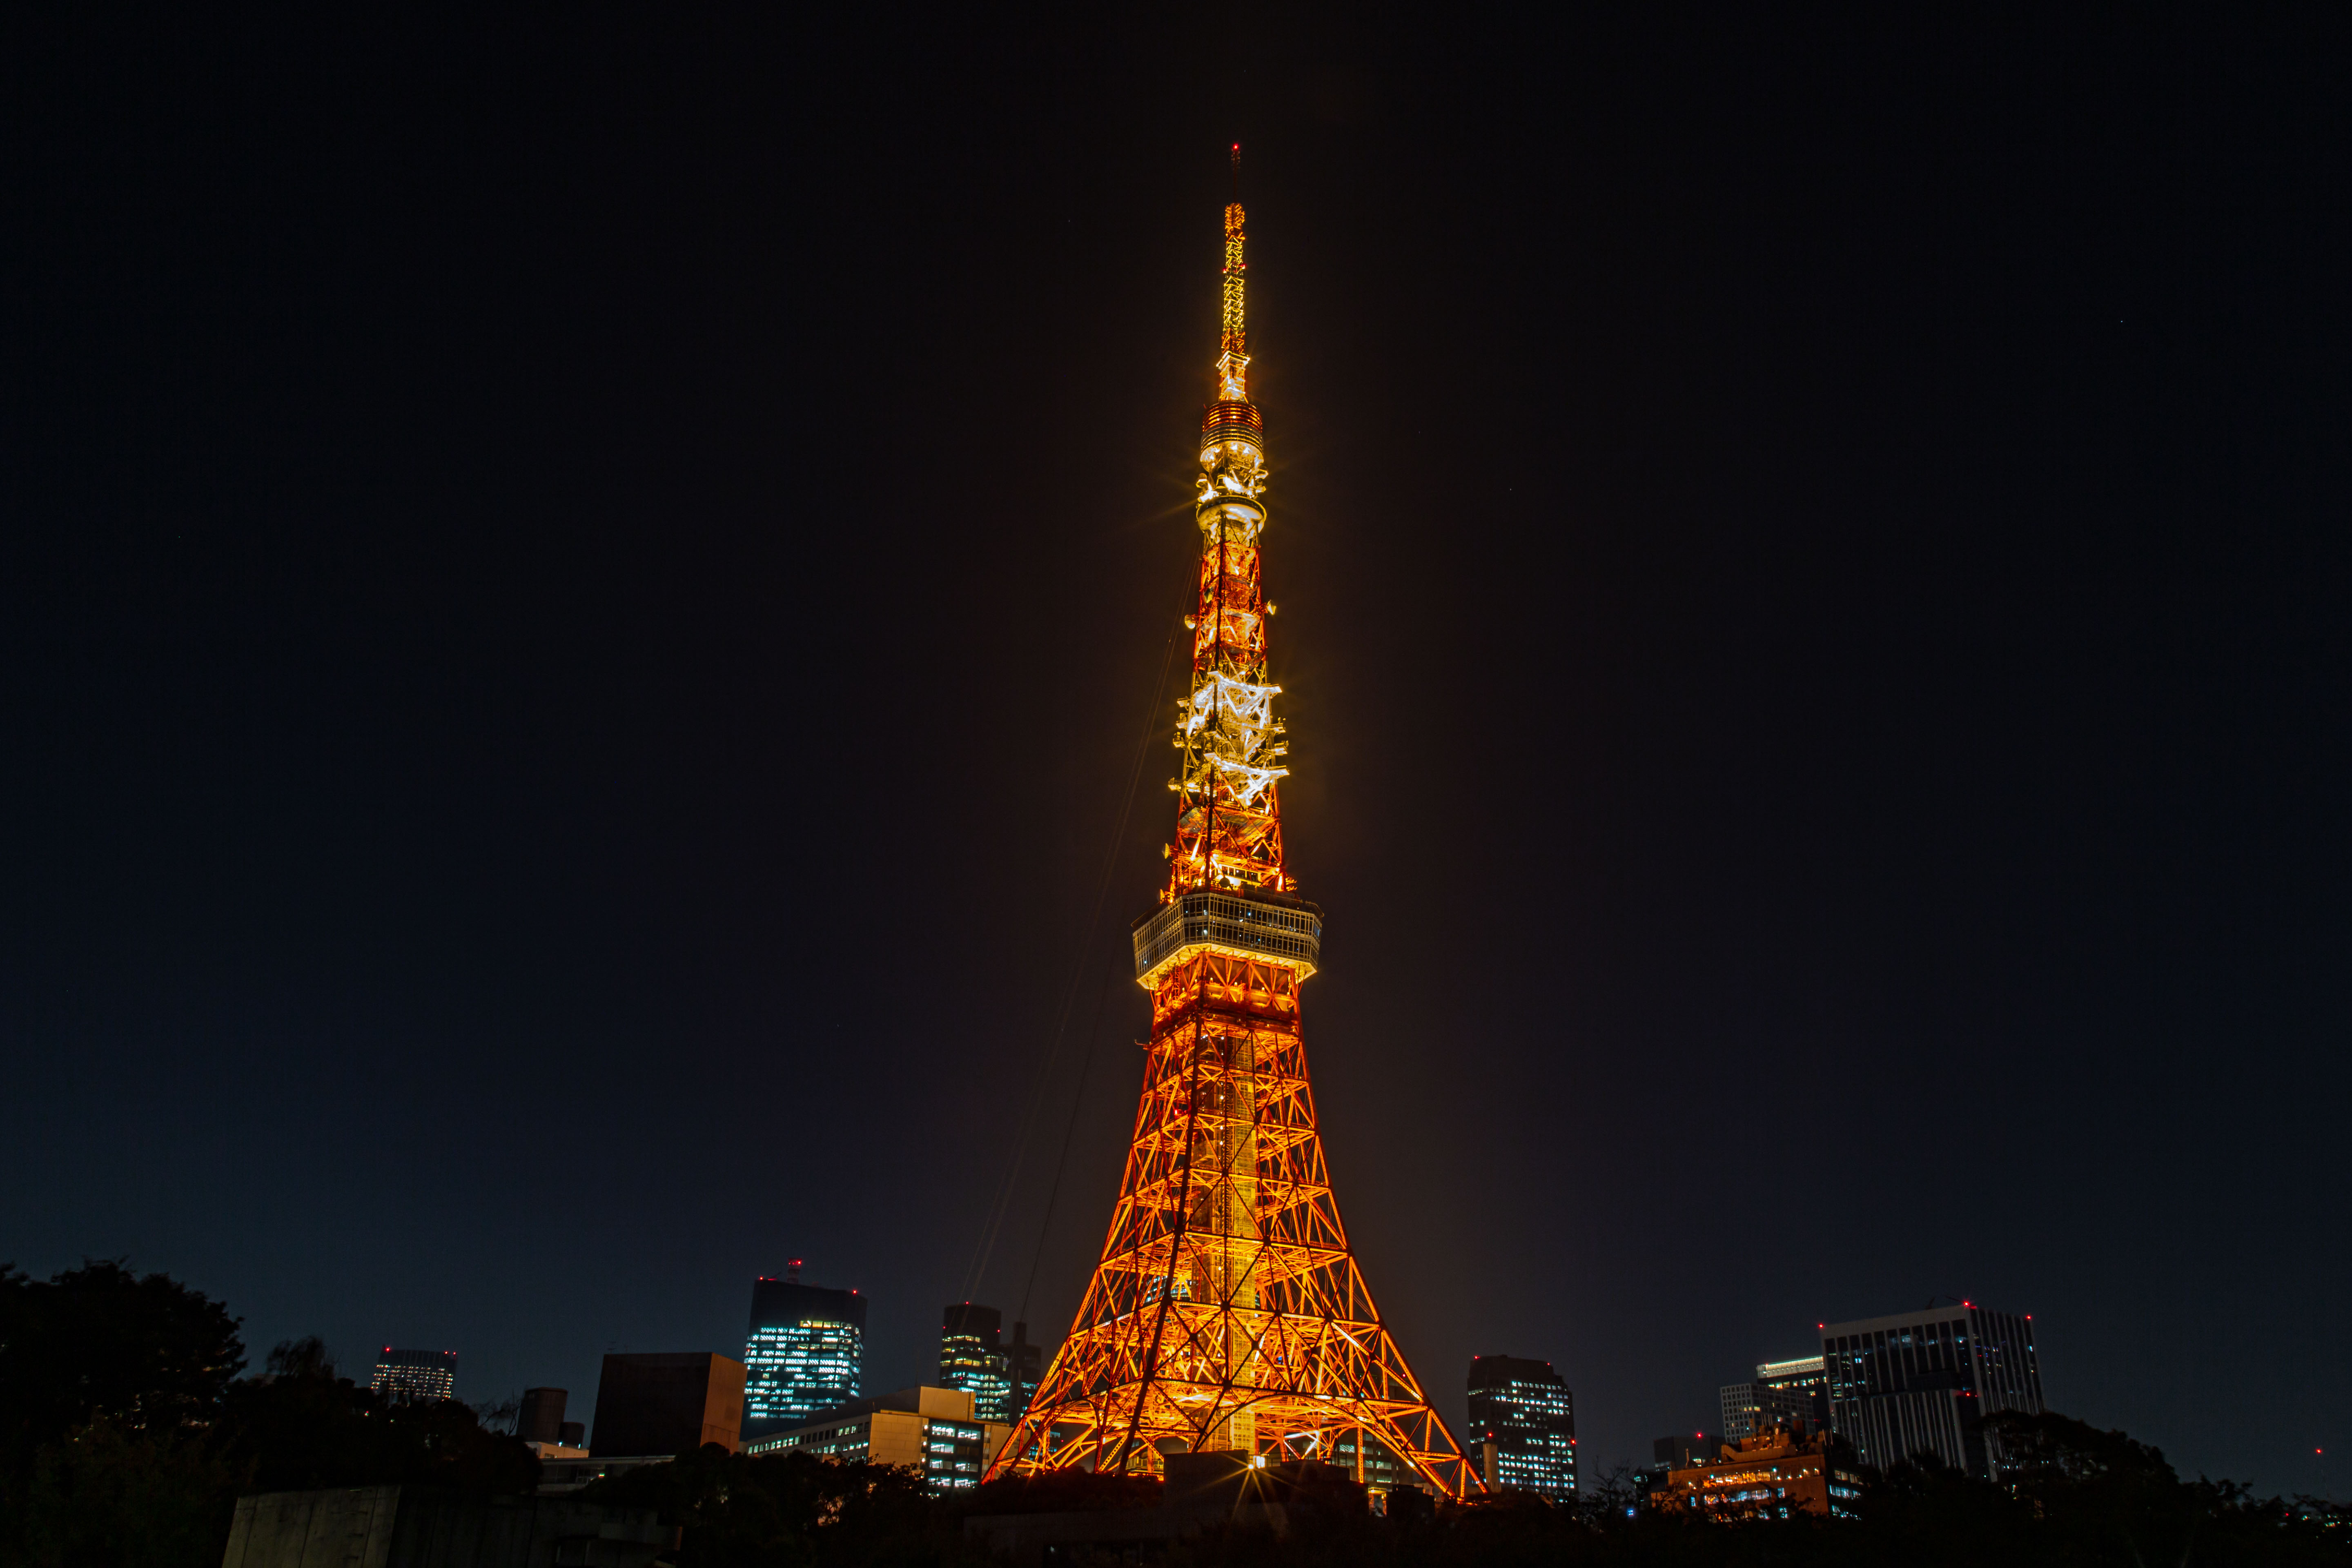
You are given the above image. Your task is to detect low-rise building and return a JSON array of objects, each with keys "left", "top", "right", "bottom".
[
  {"left": 534, "top": 1454, "right": 672, "bottom": 1495},
  {"left": 1649, "top": 1429, "right": 1861, "bottom": 1520},
  {"left": 742, "top": 1385, "right": 1009, "bottom": 1491}
]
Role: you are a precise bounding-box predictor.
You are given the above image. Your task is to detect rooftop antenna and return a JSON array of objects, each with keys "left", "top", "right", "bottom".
[{"left": 1230, "top": 142, "right": 1241, "bottom": 203}]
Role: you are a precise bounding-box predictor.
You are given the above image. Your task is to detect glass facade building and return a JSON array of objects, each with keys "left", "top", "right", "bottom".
[
  {"left": 1821, "top": 1304, "right": 2042, "bottom": 1479},
  {"left": 370, "top": 1348, "right": 457, "bottom": 1403},
  {"left": 939, "top": 1303, "right": 1016, "bottom": 1424},
  {"left": 1465, "top": 1354, "right": 1577, "bottom": 1502},
  {"left": 744, "top": 1273, "right": 866, "bottom": 1431}
]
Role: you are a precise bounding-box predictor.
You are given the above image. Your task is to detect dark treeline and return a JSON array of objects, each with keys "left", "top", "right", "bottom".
[
  {"left": 1, "top": 1263, "right": 2343, "bottom": 1567},
  {"left": 0, "top": 1263, "right": 531, "bottom": 1567}
]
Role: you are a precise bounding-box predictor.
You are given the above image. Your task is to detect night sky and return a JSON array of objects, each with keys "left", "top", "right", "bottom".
[{"left": 3, "top": 7, "right": 2347, "bottom": 1497}]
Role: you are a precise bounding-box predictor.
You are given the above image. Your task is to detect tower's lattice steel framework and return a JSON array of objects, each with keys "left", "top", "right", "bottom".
[{"left": 989, "top": 177, "right": 1479, "bottom": 1501}]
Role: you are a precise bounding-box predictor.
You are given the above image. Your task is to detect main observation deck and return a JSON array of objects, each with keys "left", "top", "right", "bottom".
[{"left": 1131, "top": 888, "right": 1324, "bottom": 988}]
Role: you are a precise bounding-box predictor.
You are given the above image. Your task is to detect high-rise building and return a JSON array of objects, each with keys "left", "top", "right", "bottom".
[
  {"left": 589, "top": 1352, "right": 746, "bottom": 1457},
  {"left": 744, "top": 1386, "right": 1009, "bottom": 1492},
  {"left": 743, "top": 1265, "right": 866, "bottom": 1434},
  {"left": 1821, "top": 1303, "right": 2043, "bottom": 1478},
  {"left": 1003, "top": 1320, "right": 1046, "bottom": 1421},
  {"left": 989, "top": 156, "right": 1477, "bottom": 1502},
  {"left": 1720, "top": 1354, "right": 1831, "bottom": 1441},
  {"left": 939, "top": 1303, "right": 1016, "bottom": 1423},
  {"left": 1465, "top": 1355, "right": 1578, "bottom": 1502},
  {"left": 370, "top": 1348, "right": 457, "bottom": 1403}
]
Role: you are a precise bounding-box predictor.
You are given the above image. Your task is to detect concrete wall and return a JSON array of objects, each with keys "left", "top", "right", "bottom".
[{"left": 218, "top": 1487, "right": 677, "bottom": 1568}]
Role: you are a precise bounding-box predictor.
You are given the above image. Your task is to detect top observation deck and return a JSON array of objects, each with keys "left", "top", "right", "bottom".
[{"left": 1131, "top": 886, "right": 1323, "bottom": 988}]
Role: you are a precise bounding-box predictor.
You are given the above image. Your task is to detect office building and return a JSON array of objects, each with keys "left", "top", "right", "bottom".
[
  {"left": 589, "top": 1352, "right": 746, "bottom": 1457},
  {"left": 1004, "top": 1320, "right": 1047, "bottom": 1421},
  {"left": 1821, "top": 1303, "right": 2043, "bottom": 1479},
  {"left": 1649, "top": 1429, "right": 1862, "bottom": 1520},
  {"left": 742, "top": 1385, "right": 1009, "bottom": 1491},
  {"left": 1720, "top": 1354, "right": 1831, "bottom": 1441},
  {"left": 370, "top": 1348, "right": 457, "bottom": 1403},
  {"left": 1464, "top": 1354, "right": 1577, "bottom": 1502},
  {"left": 939, "top": 1303, "right": 1016, "bottom": 1423},
  {"left": 744, "top": 1266, "right": 866, "bottom": 1433}
]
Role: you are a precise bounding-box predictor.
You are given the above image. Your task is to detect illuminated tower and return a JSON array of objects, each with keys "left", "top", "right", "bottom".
[{"left": 989, "top": 164, "right": 1479, "bottom": 1501}]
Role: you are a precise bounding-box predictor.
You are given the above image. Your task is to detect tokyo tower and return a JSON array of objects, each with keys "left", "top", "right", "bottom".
[{"left": 988, "top": 163, "right": 1479, "bottom": 1501}]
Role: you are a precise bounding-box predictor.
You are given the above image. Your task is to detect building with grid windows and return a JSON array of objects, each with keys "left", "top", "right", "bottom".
[
  {"left": 1821, "top": 1303, "right": 2043, "bottom": 1478},
  {"left": 1465, "top": 1354, "right": 1577, "bottom": 1501},
  {"left": 369, "top": 1348, "right": 457, "bottom": 1403},
  {"left": 1720, "top": 1354, "right": 1831, "bottom": 1441},
  {"left": 742, "top": 1385, "right": 1009, "bottom": 1491},
  {"left": 743, "top": 1267, "right": 866, "bottom": 1435},
  {"left": 939, "top": 1303, "right": 1016, "bottom": 1423}
]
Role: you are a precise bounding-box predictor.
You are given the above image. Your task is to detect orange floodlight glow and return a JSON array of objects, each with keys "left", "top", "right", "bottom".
[{"left": 986, "top": 186, "right": 1479, "bottom": 1503}]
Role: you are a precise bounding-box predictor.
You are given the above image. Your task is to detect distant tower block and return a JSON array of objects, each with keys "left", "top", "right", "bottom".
[
  {"left": 370, "top": 1348, "right": 457, "bottom": 1403},
  {"left": 744, "top": 1264, "right": 866, "bottom": 1433},
  {"left": 987, "top": 172, "right": 1479, "bottom": 1501},
  {"left": 939, "top": 1303, "right": 1016, "bottom": 1424}
]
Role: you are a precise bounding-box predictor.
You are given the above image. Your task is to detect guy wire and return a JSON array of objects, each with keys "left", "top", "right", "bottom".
[{"left": 959, "top": 606, "right": 1184, "bottom": 1305}]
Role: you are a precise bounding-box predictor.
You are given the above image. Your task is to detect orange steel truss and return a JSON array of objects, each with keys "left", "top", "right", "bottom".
[{"left": 987, "top": 182, "right": 1479, "bottom": 1502}]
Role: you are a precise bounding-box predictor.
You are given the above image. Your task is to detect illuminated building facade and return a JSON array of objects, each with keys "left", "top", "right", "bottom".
[
  {"left": 744, "top": 1269, "right": 866, "bottom": 1432},
  {"left": 1650, "top": 1430, "right": 1862, "bottom": 1520},
  {"left": 1466, "top": 1355, "right": 1578, "bottom": 1501},
  {"left": 370, "top": 1348, "right": 457, "bottom": 1403},
  {"left": 1822, "top": 1304, "right": 2043, "bottom": 1478},
  {"left": 744, "top": 1386, "right": 1009, "bottom": 1492},
  {"left": 988, "top": 160, "right": 1477, "bottom": 1501},
  {"left": 1720, "top": 1354, "right": 1830, "bottom": 1441},
  {"left": 940, "top": 1303, "right": 1016, "bottom": 1423}
]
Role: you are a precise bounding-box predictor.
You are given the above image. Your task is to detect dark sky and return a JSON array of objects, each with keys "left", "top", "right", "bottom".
[{"left": 3, "top": 5, "right": 2347, "bottom": 1497}]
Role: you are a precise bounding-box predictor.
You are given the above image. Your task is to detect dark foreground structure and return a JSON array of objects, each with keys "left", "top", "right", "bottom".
[
  {"left": 964, "top": 1452, "right": 1380, "bottom": 1565},
  {"left": 219, "top": 1487, "right": 675, "bottom": 1568},
  {"left": 588, "top": 1352, "right": 746, "bottom": 1457}
]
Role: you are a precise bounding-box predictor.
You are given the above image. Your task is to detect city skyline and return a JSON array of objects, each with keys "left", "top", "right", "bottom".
[{"left": 2, "top": 7, "right": 2343, "bottom": 1503}]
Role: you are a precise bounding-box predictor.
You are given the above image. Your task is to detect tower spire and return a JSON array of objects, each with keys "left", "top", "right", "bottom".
[{"left": 1172, "top": 171, "right": 1282, "bottom": 900}]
